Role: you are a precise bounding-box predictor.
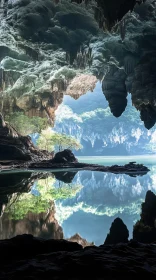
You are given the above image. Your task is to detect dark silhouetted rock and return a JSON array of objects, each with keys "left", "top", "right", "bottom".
[
  {"left": 133, "top": 190, "right": 156, "bottom": 243},
  {"left": 1, "top": 236, "right": 156, "bottom": 279},
  {"left": 0, "top": 234, "right": 82, "bottom": 262},
  {"left": 104, "top": 217, "right": 129, "bottom": 245},
  {"left": 52, "top": 149, "right": 78, "bottom": 164}
]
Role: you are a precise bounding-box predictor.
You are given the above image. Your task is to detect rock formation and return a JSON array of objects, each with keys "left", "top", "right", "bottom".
[
  {"left": 102, "top": 66, "right": 127, "bottom": 117},
  {"left": 67, "top": 233, "right": 94, "bottom": 247},
  {"left": 133, "top": 190, "right": 156, "bottom": 243},
  {"left": 104, "top": 217, "right": 129, "bottom": 245},
  {"left": 0, "top": 0, "right": 155, "bottom": 129},
  {"left": 1, "top": 235, "right": 156, "bottom": 279},
  {"left": 52, "top": 149, "right": 78, "bottom": 164},
  {"left": 0, "top": 114, "right": 51, "bottom": 161}
]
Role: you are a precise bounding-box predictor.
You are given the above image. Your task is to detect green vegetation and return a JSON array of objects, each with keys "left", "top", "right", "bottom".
[
  {"left": 5, "top": 177, "right": 82, "bottom": 220},
  {"left": 36, "top": 128, "right": 82, "bottom": 152},
  {"left": 5, "top": 112, "right": 48, "bottom": 135}
]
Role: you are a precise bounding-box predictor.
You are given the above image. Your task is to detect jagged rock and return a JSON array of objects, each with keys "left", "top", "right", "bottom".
[
  {"left": 52, "top": 149, "right": 78, "bottom": 164},
  {"left": 1, "top": 236, "right": 156, "bottom": 279},
  {"left": 104, "top": 217, "right": 129, "bottom": 245},
  {"left": 67, "top": 233, "right": 94, "bottom": 247},
  {"left": 133, "top": 190, "right": 156, "bottom": 243}
]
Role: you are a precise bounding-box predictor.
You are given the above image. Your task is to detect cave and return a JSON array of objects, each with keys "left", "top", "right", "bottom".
[{"left": 0, "top": 0, "right": 156, "bottom": 278}]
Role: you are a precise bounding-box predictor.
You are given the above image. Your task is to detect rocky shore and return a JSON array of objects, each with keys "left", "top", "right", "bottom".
[{"left": 0, "top": 154, "right": 150, "bottom": 176}]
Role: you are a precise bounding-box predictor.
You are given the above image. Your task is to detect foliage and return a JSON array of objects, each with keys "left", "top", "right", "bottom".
[
  {"left": 36, "top": 128, "right": 82, "bottom": 152},
  {"left": 5, "top": 177, "right": 82, "bottom": 220},
  {"left": 5, "top": 112, "right": 48, "bottom": 135}
]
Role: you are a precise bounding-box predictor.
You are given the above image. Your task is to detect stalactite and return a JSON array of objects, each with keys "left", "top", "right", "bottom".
[{"left": 120, "top": 18, "right": 126, "bottom": 41}]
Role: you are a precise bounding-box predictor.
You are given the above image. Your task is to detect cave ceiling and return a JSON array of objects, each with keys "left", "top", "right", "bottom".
[{"left": 0, "top": 0, "right": 156, "bottom": 129}]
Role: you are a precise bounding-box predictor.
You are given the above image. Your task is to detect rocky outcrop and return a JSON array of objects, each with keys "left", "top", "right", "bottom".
[
  {"left": 52, "top": 149, "right": 78, "bottom": 164},
  {"left": 29, "top": 160, "right": 150, "bottom": 176},
  {"left": 0, "top": 235, "right": 156, "bottom": 279},
  {"left": 104, "top": 217, "right": 129, "bottom": 245},
  {"left": 0, "top": 171, "right": 45, "bottom": 217},
  {"left": 0, "top": 234, "right": 82, "bottom": 261},
  {"left": 133, "top": 190, "right": 156, "bottom": 243},
  {"left": 0, "top": 114, "right": 51, "bottom": 161},
  {"left": 67, "top": 233, "right": 94, "bottom": 247}
]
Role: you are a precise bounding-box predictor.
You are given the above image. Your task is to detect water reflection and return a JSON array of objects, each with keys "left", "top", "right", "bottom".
[{"left": 0, "top": 168, "right": 156, "bottom": 245}]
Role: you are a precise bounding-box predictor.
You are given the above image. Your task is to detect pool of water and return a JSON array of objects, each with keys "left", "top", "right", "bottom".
[{"left": 0, "top": 156, "right": 156, "bottom": 245}]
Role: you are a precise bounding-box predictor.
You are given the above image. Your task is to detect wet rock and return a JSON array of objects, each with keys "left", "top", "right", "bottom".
[
  {"left": 104, "top": 217, "right": 129, "bottom": 245},
  {"left": 52, "top": 149, "right": 78, "bottom": 164},
  {"left": 133, "top": 190, "right": 156, "bottom": 243},
  {"left": 102, "top": 66, "right": 127, "bottom": 117}
]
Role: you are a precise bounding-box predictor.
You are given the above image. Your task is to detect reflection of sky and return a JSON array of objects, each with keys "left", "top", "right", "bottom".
[{"left": 55, "top": 166, "right": 156, "bottom": 245}]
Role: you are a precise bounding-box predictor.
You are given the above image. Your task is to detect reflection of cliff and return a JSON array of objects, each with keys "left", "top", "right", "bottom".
[
  {"left": 0, "top": 171, "right": 41, "bottom": 216},
  {"left": 68, "top": 170, "right": 154, "bottom": 207},
  {"left": 55, "top": 170, "right": 154, "bottom": 231},
  {"left": 67, "top": 233, "right": 94, "bottom": 247},
  {"left": 54, "top": 169, "right": 156, "bottom": 245},
  {"left": 0, "top": 203, "right": 63, "bottom": 240}
]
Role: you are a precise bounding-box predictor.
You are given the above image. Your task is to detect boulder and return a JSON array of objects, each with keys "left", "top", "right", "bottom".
[{"left": 52, "top": 149, "right": 78, "bottom": 164}]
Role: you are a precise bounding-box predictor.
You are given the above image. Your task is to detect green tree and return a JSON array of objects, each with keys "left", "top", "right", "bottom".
[
  {"left": 36, "top": 128, "right": 82, "bottom": 152},
  {"left": 5, "top": 112, "right": 48, "bottom": 135},
  {"left": 5, "top": 177, "right": 82, "bottom": 220}
]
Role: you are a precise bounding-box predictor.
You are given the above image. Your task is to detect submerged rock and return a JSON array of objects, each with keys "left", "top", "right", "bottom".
[{"left": 104, "top": 217, "right": 129, "bottom": 245}]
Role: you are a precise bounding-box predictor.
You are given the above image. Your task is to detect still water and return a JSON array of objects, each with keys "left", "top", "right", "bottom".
[{"left": 0, "top": 156, "right": 156, "bottom": 245}]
